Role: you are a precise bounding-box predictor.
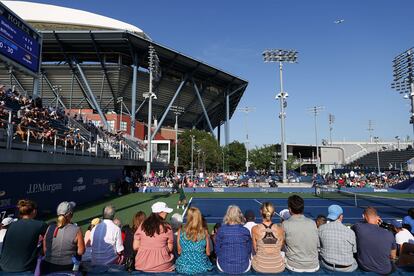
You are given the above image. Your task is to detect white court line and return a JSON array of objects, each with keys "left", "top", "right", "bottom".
[
  {"left": 254, "top": 199, "right": 262, "bottom": 205},
  {"left": 182, "top": 197, "right": 193, "bottom": 218}
]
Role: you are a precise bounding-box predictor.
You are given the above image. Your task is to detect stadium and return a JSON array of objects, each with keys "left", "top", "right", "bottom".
[{"left": 0, "top": 1, "right": 414, "bottom": 275}]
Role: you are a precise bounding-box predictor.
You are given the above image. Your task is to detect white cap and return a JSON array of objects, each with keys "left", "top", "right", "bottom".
[
  {"left": 57, "top": 201, "right": 76, "bottom": 216},
  {"left": 1, "top": 217, "right": 17, "bottom": 226},
  {"left": 279, "top": 209, "right": 291, "bottom": 220},
  {"left": 151, "top": 202, "right": 173, "bottom": 214}
]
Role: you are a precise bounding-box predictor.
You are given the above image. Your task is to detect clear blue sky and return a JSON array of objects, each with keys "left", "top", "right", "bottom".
[{"left": 27, "top": 0, "right": 414, "bottom": 146}]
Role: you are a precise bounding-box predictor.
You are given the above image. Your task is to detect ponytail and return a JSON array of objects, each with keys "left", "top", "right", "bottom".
[
  {"left": 261, "top": 202, "right": 275, "bottom": 221},
  {"left": 54, "top": 214, "right": 68, "bottom": 238}
]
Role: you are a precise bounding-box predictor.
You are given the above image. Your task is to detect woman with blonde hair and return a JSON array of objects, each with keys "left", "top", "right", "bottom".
[
  {"left": 215, "top": 205, "right": 252, "bottom": 274},
  {"left": 175, "top": 207, "right": 213, "bottom": 274},
  {"left": 251, "top": 202, "right": 285, "bottom": 273}
]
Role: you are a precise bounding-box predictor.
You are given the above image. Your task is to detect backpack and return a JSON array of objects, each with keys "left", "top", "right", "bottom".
[{"left": 261, "top": 223, "right": 278, "bottom": 245}]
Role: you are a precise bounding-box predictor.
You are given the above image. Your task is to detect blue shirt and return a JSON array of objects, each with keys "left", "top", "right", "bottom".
[
  {"left": 403, "top": 216, "right": 414, "bottom": 234},
  {"left": 352, "top": 222, "right": 396, "bottom": 275},
  {"left": 215, "top": 224, "right": 252, "bottom": 274}
]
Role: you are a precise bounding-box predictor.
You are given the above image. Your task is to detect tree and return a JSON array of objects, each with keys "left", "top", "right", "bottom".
[{"left": 224, "top": 141, "right": 246, "bottom": 171}]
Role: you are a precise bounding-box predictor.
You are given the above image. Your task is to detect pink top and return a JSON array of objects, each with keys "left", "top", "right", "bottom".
[{"left": 134, "top": 226, "right": 175, "bottom": 272}]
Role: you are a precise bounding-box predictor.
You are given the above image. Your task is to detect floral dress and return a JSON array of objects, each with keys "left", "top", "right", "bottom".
[{"left": 175, "top": 231, "right": 213, "bottom": 275}]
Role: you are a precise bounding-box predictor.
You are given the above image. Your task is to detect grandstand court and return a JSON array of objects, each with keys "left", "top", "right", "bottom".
[{"left": 66, "top": 191, "right": 414, "bottom": 231}]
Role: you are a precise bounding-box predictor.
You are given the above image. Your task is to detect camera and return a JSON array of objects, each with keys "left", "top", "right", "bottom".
[{"left": 379, "top": 221, "right": 395, "bottom": 232}]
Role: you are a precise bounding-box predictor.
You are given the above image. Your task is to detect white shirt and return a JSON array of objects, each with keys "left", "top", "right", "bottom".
[
  {"left": 244, "top": 221, "right": 257, "bottom": 234},
  {"left": 90, "top": 219, "right": 124, "bottom": 265},
  {"left": 395, "top": 228, "right": 414, "bottom": 245}
]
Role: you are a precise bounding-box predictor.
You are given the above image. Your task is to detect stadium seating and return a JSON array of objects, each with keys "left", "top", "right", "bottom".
[{"left": 350, "top": 148, "right": 414, "bottom": 170}]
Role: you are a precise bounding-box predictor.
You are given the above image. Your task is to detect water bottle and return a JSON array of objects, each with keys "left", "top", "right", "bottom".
[{"left": 72, "top": 256, "right": 80, "bottom": 271}]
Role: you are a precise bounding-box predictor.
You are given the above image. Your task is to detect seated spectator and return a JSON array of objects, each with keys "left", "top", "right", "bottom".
[
  {"left": 283, "top": 195, "right": 319, "bottom": 272},
  {"left": 41, "top": 201, "right": 85, "bottom": 274},
  {"left": 243, "top": 209, "right": 257, "bottom": 234},
  {"left": 0, "top": 199, "right": 47, "bottom": 272},
  {"left": 318, "top": 204, "right": 357, "bottom": 272},
  {"left": 133, "top": 202, "right": 175, "bottom": 272},
  {"left": 251, "top": 202, "right": 285, "bottom": 273},
  {"left": 315, "top": 214, "right": 327, "bottom": 228},
  {"left": 90, "top": 205, "right": 124, "bottom": 265},
  {"left": 176, "top": 207, "right": 213, "bottom": 274},
  {"left": 0, "top": 217, "right": 17, "bottom": 254},
  {"left": 113, "top": 218, "right": 122, "bottom": 228},
  {"left": 122, "top": 211, "right": 146, "bottom": 261},
  {"left": 352, "top": 206, "right": 397, "bottom": 274},
  {"left": 403, "top": 208, "right": 414, "bottom": 234},
  {"left": 83, "top": 218, "right": 100, "bottom": 262},
  {"left": 279, "top": 208, "right": 291, "bottom": 222},
  {"left": 209, "top": 223, "right": 221, "bottom": 264},
  {"left": 215, "top": 205, "right": 252, "bottom": 274},
  {"left": 391, "top": 219, "right": 414, "bottom": 254},
  {"left": 170, "top": 213, "right": 183, "bottom": 259}
]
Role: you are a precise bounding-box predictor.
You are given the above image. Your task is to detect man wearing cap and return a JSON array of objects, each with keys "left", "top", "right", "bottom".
[
  {"left": 318, "top": 204, "right": 357, "bottom": 272},
  {"left": 90, "top": 205, "right": 124, "bottom": 265},
  {"left": 391, "top": 220, "right": 414, "bottom": 252},
  {"left": 352, "top": 206, "right": 397, "bottom": 274},
  {"left": 243, "top": 210, "right": 257, "bottom": 234},
  {"left": 0, "top": 217, "right": 17, "bottom": 254}
]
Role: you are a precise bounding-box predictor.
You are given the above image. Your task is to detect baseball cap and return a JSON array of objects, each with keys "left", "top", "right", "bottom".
[
  {"left": 57, "top": 201, "right": 76, "bottom": 216},
  {"left": 390, "top": 219, "right": 402, "bottom": 228},
  {"left": 327, "top": 204, "right": 343, "bottom": 221},
  {"left": 1, "top": 217, "right": 17, "bottom": 226},
  {"left": 151, "top": 202, "right": 173, "bottom": 214},
  {"left": 279, "top": 209, "right": 291, "bottom": 220}
]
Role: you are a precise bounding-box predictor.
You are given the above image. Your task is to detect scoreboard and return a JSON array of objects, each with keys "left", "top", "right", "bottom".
[{"left": 0, "top": 3, "right": 41, "bottom": 76}]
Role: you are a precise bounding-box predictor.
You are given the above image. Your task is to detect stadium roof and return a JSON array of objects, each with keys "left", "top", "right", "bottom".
[{"left": 2, "top": 1, "right": 148, "bottom": 38}]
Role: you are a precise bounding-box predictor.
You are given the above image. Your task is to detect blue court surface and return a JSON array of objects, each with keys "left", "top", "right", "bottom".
[{"left": 188, "top": 197, "right": 414, "bottom": 224}]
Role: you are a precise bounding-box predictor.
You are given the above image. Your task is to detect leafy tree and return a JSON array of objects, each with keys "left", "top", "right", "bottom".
[{"left": 224, "top": 141, "right": 246, "bottom": 171}]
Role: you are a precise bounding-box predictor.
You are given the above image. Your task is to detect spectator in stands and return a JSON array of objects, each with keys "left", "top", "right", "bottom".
[
  {"left": 391, "top": 219, "right": 414, "bottom": 253},
  {"left": 113, "top": 218, "right": 122, "bottom": 228},
  {"left": 133, "top": 202, "right": 175, "bottom": 272},
  {"left": 176, "top": 207, "right": 213, "bottom": 274},
  {"left": 243, "top": 209, "right": 257, "bottom": 234},
  {"left": 283, "top": 195, "right": 319, "bottom": 272},
  {"left": 215, "top": 205, "right": 252, "bottom": 274},
  {"left": 251, "top": 202, "right": 285, "bottom": 273},
  {"left": 122, "top": 211, "right": 147, "bottom": 263},
  {"left": 0, "top": 199, "right": 47, "bottom": 272},
  {"left": 41, "top": 201, "right": 85, "bottom": 273},
  {"left": 352, "top": 206, "right": 397, "bottom": 274},
  {"left": 318, "top": 204, "right": 357, "bottom": 272},
  {"left": 83, "top": 218, "right": 100, "bottom": 262},
  {"left": 170, "top": 213, "right": 183, "bottom": 259},
  {"left": 0, "top": 217, "right": 17, "bottom": 254},
  {"left": 90, "top": 205, "right": 124, "bottom": 265},
  {"left": 279, "top": 208, "right": 290, "bottom": 222},
  {"left": 315, "top": 214, "right": 327, "bottom": 228},
  {"left": 403, "top": 208, "right": 414, "bottom": 234}
]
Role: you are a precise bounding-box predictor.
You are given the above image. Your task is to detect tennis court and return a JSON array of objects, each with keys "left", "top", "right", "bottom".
[{"left": 188, "top": 191, "right": 414, "bottom": 224}]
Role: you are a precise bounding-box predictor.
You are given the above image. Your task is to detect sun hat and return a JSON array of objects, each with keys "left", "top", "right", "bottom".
[
  {"left": 327, "top": 204, "right": 343, "bottom": 221},
  {"left": 151, "top": 202, "right": 173, "bottom": 213},
  {"left": 57, "top": 201, "right": 76, "bottom": 216},
  {"left": 1, "top": 217, "right": 17, "bottom": 226},
  {"left": 91, "top": 218, "right": 101, "bottom": 226}
]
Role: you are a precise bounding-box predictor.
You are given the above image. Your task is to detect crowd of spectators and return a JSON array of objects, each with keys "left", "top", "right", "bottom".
[{"left": 0, "top": 196, "right": 413, "bottom": 274}]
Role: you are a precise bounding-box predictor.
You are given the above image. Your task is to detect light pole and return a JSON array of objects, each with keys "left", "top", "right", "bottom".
[
  {"left": 328, "top": 113, "right": 335, "bottom": 145},
  {"left": 367, "top": 120, "right": 374, "bottom": 143},
  {"left": 145, "top": 45, "right": 161, "bottom": 179},
  {"left": 171, "top": 105, "right": 184, "bottom": 175},
  {"left": 237, "top": 106, "right": 255, "bottom": 172},
  {"left": 190, "top": 135, "right": 195, "bottom": 181},
  {"left": 374, "top": 136, "right": 381, "bottom": 175},
  {"left": 395, "top": 136, "right": 401, "bottom": 151},
  {"left": 263, "top": 49, "right": 298, "bottom": 183},
  {"left": 117, "top": 97, "right": 123, "bottom": 132},
  {"left": 308, "top": 106, "right": 324, "bottom": 174}
]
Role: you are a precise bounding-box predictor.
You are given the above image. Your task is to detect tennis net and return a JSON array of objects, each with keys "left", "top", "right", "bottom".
[{"left": 315, "top": 186, "right": 414, "bottom": 208}]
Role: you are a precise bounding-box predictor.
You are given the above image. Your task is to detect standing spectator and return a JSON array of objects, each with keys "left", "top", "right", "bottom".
[
  {"left": 0, "top": 200, "right": 47, "bottom": 272},
  {"left": 0, "top": 217, "right": 17, "bottom": 254},
  {"left": 352, "top": 206, "right": 397, "bottom": 274},
  {"left": 251, "top": 202, "right": 285, "bottom": 273},
  {"left": 243, "top": 210, "right": 257, "bottom": 234},
  {"left": 133, "top": 202, "right": 175, "bottom": 272},
  {"left": 90, "top": 205, "right": 124, "bottom": 265},
  {"left": 176, "top": 207, "right": 213, "bottom": 274},
  {"left": 403, "top": 208, "right": 414, "bottom": 234},
  {"left": 41, "top": 201, "right": 85, "bottom": 274},
  {"left": 215, "top": 205, "right": 252, "bottom": 274},
  {"left": 83, "top": 218, "right": 100, "bottom": 262},
  {"left": 283, "top": 195, "right": 319, "bottom": 272},
  {"left": 318, "top": 204, "right": 357, "bottom": 272}
]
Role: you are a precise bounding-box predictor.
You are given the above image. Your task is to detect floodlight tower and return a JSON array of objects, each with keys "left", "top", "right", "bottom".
[
  {"left": 171, "top": 105, "right": 185, "bottom": 175},
  {"left": 392, "top": 47, "right": 414, "bottom": 145},
  {"left": 373, "top": 136, "right": 381, "bottom": 175},
  {"left": 145, "top": 45, "right": 161, "bottom": 179},
  {"left": 237, "top": 106, "right": 256, "bottom": 172},
  {"left": 263, "top": 49, "right": 298, "bottom": 183},
  {"left": 328, "top": 113, "right": 335, "bottom": 145},
  {"left": 367, "top": 120, "right": 374, "bottom": 143},
  {"left": 308, "top": 106, "right": 324, "bottom": 174}
]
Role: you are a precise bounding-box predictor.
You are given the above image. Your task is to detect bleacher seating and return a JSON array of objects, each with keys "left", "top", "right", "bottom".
[{"left": 350, "top": 148, "right": 414, "bottom": 170}]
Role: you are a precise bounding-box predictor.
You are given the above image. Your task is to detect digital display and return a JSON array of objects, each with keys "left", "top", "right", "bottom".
[{"left": 0, "top": 4, "right": 41, "bottom": 74}]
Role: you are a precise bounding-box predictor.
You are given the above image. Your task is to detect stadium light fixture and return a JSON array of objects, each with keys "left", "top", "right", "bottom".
[
  {"left": 171, "top": 105, "right": 185, "bottom": 175},
  {"left": 373, "top": 136, "right": 381, "bottom": 175},
  {"left": 263, "top": 49, "right": 298, "bottom": 183},
  {"left": 237, "top": 107, "right": 256, "bottom": 172},
  {"left": 307, "top": 106, "right": 325, "bottom": 174}
]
